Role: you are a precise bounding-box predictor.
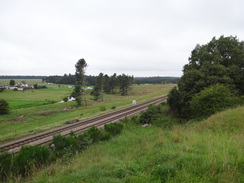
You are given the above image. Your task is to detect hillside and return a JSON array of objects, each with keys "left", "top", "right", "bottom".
[{"left": 24, "top": 106, "right": 244, "bottom": 183}]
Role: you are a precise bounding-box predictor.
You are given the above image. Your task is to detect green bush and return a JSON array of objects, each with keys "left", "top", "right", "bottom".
[
  {"left": 100, "top": 105, "right": 106, "bottom": 111},
  {"left": 86, "top": 126, "right": 102, "bottom": 143},
  {"left": 140, "top": 104, "right": 162, "bottom": 125},
  {"left": 52, "top": 134, "right": 78, "bottom": 152},
  {"left": 190, "top": 84, "right": 240, "bottom": 117},
  {"left": 104, "top": 122, "right": 123, "bottom": 136},
  {"left": 100, "top": 131, "right": 111, "bottom": 141},
  {"left": 111, "top": 105, "right": 116, "bottom": 110},
  {"left": 63, "top": 96, "right": 69, "bottom": 102},
  {"left": 13, "top": 145, "right": 50, "bottom": 177},
  {"left": 0, "top": 99, "right": 10, "bottom": 115}
]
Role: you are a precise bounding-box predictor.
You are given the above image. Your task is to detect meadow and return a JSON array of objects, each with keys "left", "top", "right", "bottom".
[
  {"left": 0, "top": 81, "right": 175, "bottom": 143},
  {"left": 22, "top": 105, "right": 244, "bottom": 183}
]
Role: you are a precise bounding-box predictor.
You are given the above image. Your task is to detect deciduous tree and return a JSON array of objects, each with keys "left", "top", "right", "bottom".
[{"left": 168, "top": 36, "right": 244, "bottom": 118}]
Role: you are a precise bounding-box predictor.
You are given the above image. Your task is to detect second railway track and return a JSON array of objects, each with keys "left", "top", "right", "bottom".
[{"left": 0, "top": 96, "right": 167, "bottom": 153}]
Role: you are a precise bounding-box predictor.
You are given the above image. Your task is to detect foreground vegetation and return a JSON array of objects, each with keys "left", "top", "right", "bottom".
[
  {"left": 13, "top": 105, "right": 243, "bottom": 183},
  {"left": 0, "top": 84, "right": 175, "bottom": 143}
]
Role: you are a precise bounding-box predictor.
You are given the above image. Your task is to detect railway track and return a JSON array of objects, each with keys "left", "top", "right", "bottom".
[{"left": 0, "top": 96, "right": 167, "bottom": 153}]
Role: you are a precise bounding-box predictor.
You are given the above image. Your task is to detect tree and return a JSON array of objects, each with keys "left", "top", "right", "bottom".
[
  {"left": 9, "top": 80, "right": 15, "bottom": 86},
  {"left": 117, "top": 74, "right": 134, "bottom": 96},
  {"left": 0, "top": 99, "right": 10, "bottom": 115},
  {"left": 90, "top": 73, "right": 104, "bottom": 101},
  {"left": 72, "top": 58, "right": 88, "bottom": 106},
  {"left": 168, "top": 36, "right": 244, "bottom": 118}
]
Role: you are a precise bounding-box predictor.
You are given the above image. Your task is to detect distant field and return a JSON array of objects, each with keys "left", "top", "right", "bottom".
[
  {"left": 0, "top": 84, "right": 175, "bottom": 143},
  {"left": 0, "top": 79, "right": 43, "bottom": 85},
  {"left": 1, "top": 87, "right": 73, "bottom": 109}
]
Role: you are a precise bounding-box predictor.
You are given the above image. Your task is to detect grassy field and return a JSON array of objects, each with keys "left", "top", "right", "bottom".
[
  {"left": 18, "top": 105, "right": 243, "bottom": 183},
  {"left": 0, "top": 84, "right": 175, "bottom": 143},
  {"left": 0, "top": 79, "right": 43, "bottom": 85}
]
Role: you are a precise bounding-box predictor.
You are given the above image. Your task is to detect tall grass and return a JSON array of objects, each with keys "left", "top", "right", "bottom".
[{"left": 21, "top": 106, "right": 244, "bottom": 183}]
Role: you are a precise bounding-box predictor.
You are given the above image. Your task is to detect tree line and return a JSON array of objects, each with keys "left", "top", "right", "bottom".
[
  {"left": 134, "top": 77, "right": 179, "bottom": 84},
  {"left": 0, "top": 75, "right": 46, "bottom": 79},
  {"left": 44, "top": 75, "right": 179, "bottom": 85}
]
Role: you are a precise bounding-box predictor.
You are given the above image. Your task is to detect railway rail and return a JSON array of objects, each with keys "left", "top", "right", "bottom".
[{"left": 0, "top": 96, "right": 167, "bottom": 153}]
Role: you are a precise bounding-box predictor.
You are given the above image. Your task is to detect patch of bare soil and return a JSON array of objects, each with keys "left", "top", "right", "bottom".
[
  {"left": 62, "top": 107, "right": 72, "bottom": 112},
  {"left": 11, "top": 114, "right": 25, "bottom": 122},
  {"left": 43, "top": 112, "right": 51, "bottom": 116}
]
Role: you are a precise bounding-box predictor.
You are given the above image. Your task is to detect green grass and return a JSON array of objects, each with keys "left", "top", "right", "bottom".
[
  {"left": 21, "top": 106, "right": 244, "bottom": 183},
  {"left": 0, "top": 79, "right": 43, "bottom": 85},
  {"left": 0, "top": 84, "right": 175, "bottom": 143}
]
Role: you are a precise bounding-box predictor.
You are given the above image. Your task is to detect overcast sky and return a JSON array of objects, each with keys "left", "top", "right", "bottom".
[{"left": 0, "top": 0, "right": 243, "bottom": 77}]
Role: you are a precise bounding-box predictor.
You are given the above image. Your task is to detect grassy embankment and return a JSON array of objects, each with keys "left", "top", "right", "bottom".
[
  {"left": 0, "top": 82, "right": 175, "bottom": 143},
  {"left": 23, "top": 105, "right": 244, "bottom": 183}
]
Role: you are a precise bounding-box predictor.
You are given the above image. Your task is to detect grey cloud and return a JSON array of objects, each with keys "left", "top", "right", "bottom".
[{"left": 1, "top": 0, "right": 244, "bottom": 76}]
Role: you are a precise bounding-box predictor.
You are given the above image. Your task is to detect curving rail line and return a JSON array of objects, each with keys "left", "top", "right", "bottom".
[{"left": 0, "top": 96, "right": 167, "bottom": 153}]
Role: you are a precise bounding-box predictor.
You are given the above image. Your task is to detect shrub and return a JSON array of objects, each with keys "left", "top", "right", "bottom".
[
  {"left": 104, "top": 122, "right": 123, "bottom": 136},
  {"left": 100, "top": 131, "right": 111, "bottom": 141},
  {"left": 100, "top": 105, "right": 106, "bottom": 111},
  {"left": 51, "top": 134, "right": 78, "bottom": 152},
  {"left": 86, "top": 126, "right": 102, "bottom": 143},
  {"left": 190, "top": 84, "right": 240, "bottom": 117},
  {"left": 111, "top": 105, "right": 116, "bottom": 110},
  {"left": 77, "top": 133, "right": 92, "bottom": 150},
  {"left": 167, "top": 87, "right": 181, "bottom": 115},
  {"left": 63, "top": 96, "right": 69, "bottom": 102},
  {"left": 140, "top": 104, "right": 162, "bottom": 125},
  {"left": 0, "top": 99, "right": 10, "bottom": 115},
  {"left": 13, "top": 145, "right": 50, "bottom": 177}
]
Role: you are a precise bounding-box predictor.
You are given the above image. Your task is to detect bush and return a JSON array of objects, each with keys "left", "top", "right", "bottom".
[
  {"left": 104, "top": 122, "right": 123, "bottom": 136},
  {"left": 167, "top": 87, "right": 181, "bottom": 115},
  {"left": 63, "top": 96, "right": 69, "bottom": 102},
  {"left": 140, "top": 104, "right": 162, "bottom": 125},
  {"left": 0, "top": 99, "right": 10, "bottom": 115},
  {"left": 111, "top": 105, "right": 116, "bottom": 110},
  {"left": 13, "top": 145, "right": 50, "bottom": 177},
  {"left": 190, "top": 84, "right": 240, "bottom": 117},
  {"left": 51, "top": 134, "right": 78, "bottom": 152},
  {"left": 100, "top": 131, "right": 111, "bottom": 141},
  {"left": 100, "top": 105, "right": 106, "bottom": 111},
  {"left": 86, "top": 126, "right": 102, "bottom": 143}
]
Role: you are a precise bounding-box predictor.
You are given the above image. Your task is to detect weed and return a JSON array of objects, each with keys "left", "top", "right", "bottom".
[{"left": 100, "top": 106, "right": 106, "bottom": 111}]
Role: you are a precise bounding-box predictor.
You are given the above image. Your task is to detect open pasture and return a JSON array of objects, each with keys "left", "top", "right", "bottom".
[
  {"left": 0, "top": 79, "right": 43, "bottom": 85},
  {"left": 0, "top": 84, "right": 175, "bottom": 143}
]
